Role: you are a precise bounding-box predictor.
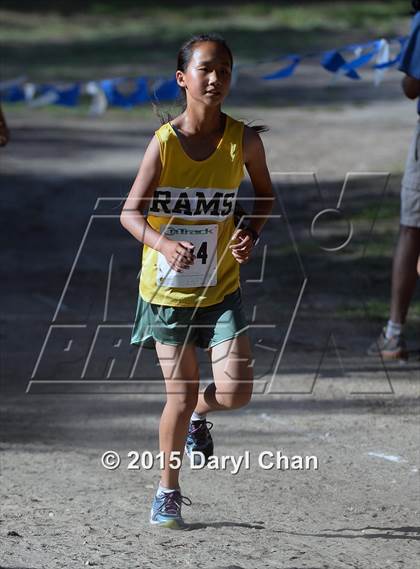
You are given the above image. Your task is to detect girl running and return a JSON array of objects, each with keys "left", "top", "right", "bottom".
[{"left": 121, "top": 33, "right": 274, "bottom": 529}]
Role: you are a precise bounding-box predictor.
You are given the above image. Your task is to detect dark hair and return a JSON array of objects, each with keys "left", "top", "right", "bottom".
[
  {"left": 177, "top": 33, "right": 233, "bottom": 74},
  {"left": 412, "top": 0, "right": 420, "bottom": 13},
  {"left": 152, "top": 33, "right": 268, "bottom": 133}
]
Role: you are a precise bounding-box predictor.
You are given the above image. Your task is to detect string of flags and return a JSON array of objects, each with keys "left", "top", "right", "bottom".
[{"left": 0, "top": 36, "right": 407, "bottom": 115}]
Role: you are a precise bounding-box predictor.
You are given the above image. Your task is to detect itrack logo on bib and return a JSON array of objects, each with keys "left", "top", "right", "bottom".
[
  {"left": 165, "top": 226, "right": 216, "bottom": 236},
  {"left": 149, "top": 187, "right": 238, "bottom": 220}
]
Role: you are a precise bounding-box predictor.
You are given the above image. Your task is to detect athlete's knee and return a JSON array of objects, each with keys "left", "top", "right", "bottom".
[
  {"left": 219, "top": 386, "right": 253, "bottom": 410},
  {"left": 166, "top": 391, "right": 199, "bottom": 416}
]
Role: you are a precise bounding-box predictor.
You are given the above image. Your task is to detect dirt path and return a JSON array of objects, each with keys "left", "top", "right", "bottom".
[{"left": 1, "top": 393, "right": 419, "bottom": 568}]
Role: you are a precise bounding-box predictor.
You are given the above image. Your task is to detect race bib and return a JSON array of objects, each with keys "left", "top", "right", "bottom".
[{"left": 157, "top": 224, "right": 218, "bottom": 288}]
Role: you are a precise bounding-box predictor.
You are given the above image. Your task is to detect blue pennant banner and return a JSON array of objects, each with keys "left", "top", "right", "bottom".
[
  {"left": 100, "top": 77, "right": 150, "bottom": 108},
  {"left": 0, "top": 35, "right": 409, "bottom": 112},
  {"left": 152, "top": 78, "right": 181, "bottom": 102},
  {"left": 262, "top": 55, "right": 301, "bottom": 80},
  {"left": 29, "top": 83, "right": 81, "bottom": 107},
  {"left": 0, "top": 84, "right": 26, "bottom": 102}
]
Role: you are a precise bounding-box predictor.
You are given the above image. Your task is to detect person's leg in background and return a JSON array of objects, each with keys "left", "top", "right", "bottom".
[
  {"left": 382, "top": 168, "right": 420, "bottom": 357},
  {"left": 372, "top": 224, "right": 420, "bottom": 360},
  {"left": 368, "top": 118, "right": 420, "bottom": 359},
  {"left": 389, "top": 225, "right": 420, "bottom": 327}
]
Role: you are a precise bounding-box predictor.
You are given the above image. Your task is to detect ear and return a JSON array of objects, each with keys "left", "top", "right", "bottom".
[{"left": 175, "top": 70, "right": 187, "bottom": 89}]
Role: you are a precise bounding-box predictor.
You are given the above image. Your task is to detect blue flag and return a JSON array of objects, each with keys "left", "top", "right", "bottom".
[
  {"left": 0, "top": 83, "right": 26, "bottom": 102},
  {"left": 321, "top": 40, "right": 382, "bottom": 80},
  {"left": 55, "top": 84, "right": 80, "bottom": 106},
  {"left": 153, "top": 77, "right": 180, "bottom": 102},
  {"left": 100, "top": 78, "right": 150, "bottom": 107},
  {"left": 262, "top": 56, "right": 301, "bottom": 80}
]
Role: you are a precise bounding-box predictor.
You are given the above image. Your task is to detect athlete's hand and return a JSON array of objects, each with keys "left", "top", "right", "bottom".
[
  {"left": 159, "top": 239, "right": 195, "bottom": 272},
  {"left": 229, "top": 228, "right": 254, "bottom": 264}
]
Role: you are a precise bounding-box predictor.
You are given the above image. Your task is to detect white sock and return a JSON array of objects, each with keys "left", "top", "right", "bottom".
[
  {"left": 385, "top": 320, "right": 403, "bottom": 339},
  {"left": 191, "top": 411, "right": 207, "bottom": 422},
  {"left": 158, "top": 482, "right": 179, "bottom": 495}
]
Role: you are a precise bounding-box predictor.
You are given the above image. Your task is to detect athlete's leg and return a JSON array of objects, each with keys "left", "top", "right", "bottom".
[
  {"left": 389, "top": 225, "right": 420, "bottom": 324},
  {"left": 194, "top": 334, "right": 253, "bottom": 414},
  {"left": 155, "top": 341, "right": 200, "bottom": 489}
]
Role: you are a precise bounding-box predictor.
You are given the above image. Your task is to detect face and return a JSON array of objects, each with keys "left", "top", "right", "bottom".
[{"left": 176, "top": 41, "right": 232, "bottom": 106}]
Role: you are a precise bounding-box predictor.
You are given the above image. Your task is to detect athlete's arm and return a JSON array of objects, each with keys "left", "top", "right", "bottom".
[
  {"left": 243, "top": 126, "right": 275, "bottom": 236},
  {"left": 120, "top": 135, "right": 195, "bottom": 271},
  {"left": 402, "top": 74, "right": 420, "bottom": 100},
  {"left": 229, "top": 126, "right": 275, "bottom": 264}
]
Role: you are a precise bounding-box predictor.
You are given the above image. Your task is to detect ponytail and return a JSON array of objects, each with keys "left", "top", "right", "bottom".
[{"left": 245, "top": 120, "right": 270, "bottom": 134}]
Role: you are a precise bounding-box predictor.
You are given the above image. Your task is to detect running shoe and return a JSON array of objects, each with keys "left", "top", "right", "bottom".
[
  {"left": 367, "top": 328, "right": 408, "bottom": 360},
  {"left": 185, "top": 419, "right": 214, "bottom": 466},
  {"left": 150, "top": 488, "right": 192, "bottom": 529}
]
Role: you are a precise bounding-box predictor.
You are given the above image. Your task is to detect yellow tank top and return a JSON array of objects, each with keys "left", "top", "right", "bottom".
[{"left": 139, "top": 113, "right": 245, "bottom": 307}]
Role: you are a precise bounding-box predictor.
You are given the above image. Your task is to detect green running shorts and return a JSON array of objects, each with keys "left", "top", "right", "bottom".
[{"left": 131, "top": 287, "right": 249, "bottom": 350}]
